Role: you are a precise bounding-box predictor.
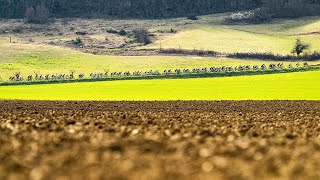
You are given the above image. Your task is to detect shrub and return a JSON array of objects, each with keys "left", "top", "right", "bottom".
[
  {"left": 160, "top": 48, "right": 218, "bottom": 56},
  {"left": 75, "top": 31, "right": 88, "bottom": 35},
  {"left": 132, "top": 28, "right": 152, "bottom": 45},
  {"left": 71, "top": 37, "right": 83, "bottom": 46},
  {"left": 170, "top": 28, "right": 177, "bottom": 33},
  {"left": 227, "top": 50, "right": 320, "bottom": 61},
  {"left": 118, "top": 29, "right": 127, "bottom": 36},
  {"left": 12, "top": 27, "right": 23, "bottom": 33},
  {"left": 187, "top": 15, "right": 198, "bottom": 20}
]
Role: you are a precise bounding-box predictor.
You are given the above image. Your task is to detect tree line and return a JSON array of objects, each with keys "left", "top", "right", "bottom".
[
  {"left": 262, "top": 0, "right": 320, "bottom": 18},
  {"left": 0, "top": 0, "right": 319, "bottom": 19},
  {"left": 0, "top": 0, "right": 261, "bottom": 18}
]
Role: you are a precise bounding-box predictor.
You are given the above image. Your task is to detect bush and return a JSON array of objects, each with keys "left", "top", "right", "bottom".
[
  {"left": 118, "top": 29, "right": 127, "bottom": 36},
  {"left": 160, "top": 49, "right": 218, "bottom": 56},
  {"left": 227, "top": 50, "right": 320, "bottom": 61},
  {"left": 170, "top": 28, "right": 177, "bottom": 33},
  {"left": 187, "top": 15, "right": 198, "bottom": 20},
  {"left": 71, "top": 37, "right": 83, "bottom": 46},
  {"left": 12, "top": 27, "right": 23, "bottom": 33},
  {"left": 132, "top": 29, "right": 152, "bottom": 45},
  {"left": 75, "top": 31, "right": 88, "bottom": 35}
]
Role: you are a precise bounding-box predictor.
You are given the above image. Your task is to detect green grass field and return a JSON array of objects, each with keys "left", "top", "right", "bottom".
[
  {"left": 2, "top": 43, "right": 317, "bottom": 81},
  {"left": 0, "top": 71, "right": 319, "bottom": 100}
]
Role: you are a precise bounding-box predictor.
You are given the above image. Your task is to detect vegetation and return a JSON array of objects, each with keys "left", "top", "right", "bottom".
[
  {"left": 2, "top": 43, "right": 319, "bottom": 80},
  {"left": 0, "top": 0, "right": 261, "bottom": 19},
  {"left": 1, "top": 66, "right": 319, "bottom": 86},
  {"left": 291, "top": 38, "right": 310, "bottom": 56},
  {"left": 224, "top": 0, "right": 320, "bottom": 24},
  {"left": 187, "top": 15, "right": 198, "bottom": 21},
  {"left": 24, "top": 5, "right": 50, "bottom": 24},
  {"left": 1, "top": 0, "right": 319, "bottom": 20},
  {"left": 228, "top": 51, "right": 320, "bottom": 61},
  {"left": 0, "top": 71, "right": 319, "bottom": 100},
  {"left": 131, "top": 29, "right": 152, "bottom": 45},
  {"left": 118, "top": 29, "right": 127, "bottom": 36},
  {"left": 0, "top": 14, "right": 319, "bottom": 102},
  {"left": 159, "top": 49, "right": 218, "bottom": 56},
  {"left": 71, "top": 37, "right": 83, "bottom": 46},
  {"left": 262, "top": 0, "right": 320, "bottom": 18},
  {"left": 146, "top": 17, "right": 320, "bottom": 53},
  {"left": 147, "top": 27, "right": 295, "bottom": 53}
]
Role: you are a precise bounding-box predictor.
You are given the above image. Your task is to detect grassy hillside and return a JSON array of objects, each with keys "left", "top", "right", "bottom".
[
  {"left": 146, "top": 16, "right": 320, "bottom": 53},
  {"left": 146, "top": 27, "right": 294, "bottom": 53},
  {"left": 2, "top": 43, "right": 317, "bottom": 80},
  {"left": 1, "top": 15, "right": 320, "bottom": 56},
  {"left": 1, "top": 15, "right": 320, "bottom": 87},
  {"left": 0, "top": 71, "right": 319, "bottom": 100}
]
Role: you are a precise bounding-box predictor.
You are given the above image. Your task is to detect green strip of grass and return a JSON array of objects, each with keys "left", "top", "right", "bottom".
[
  {"left": 1, "top": 66, "right": 319, "bottom": 87},
  {"left": 0, "top": 71, "right": 319, "bottom": 101}
]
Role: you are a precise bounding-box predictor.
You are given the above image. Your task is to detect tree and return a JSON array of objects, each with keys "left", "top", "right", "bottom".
[
  {"left": 25, "top": 5, "right": 49, "bottom": 24},
  {"left": 25, "top": 6, "right": 35, "bottom": 22},
  {"left": 291, "top": 38, "right": 310, "bottom": 56},
  {"left": 0, "top": 0, "right": 262, "bottom": 19}
]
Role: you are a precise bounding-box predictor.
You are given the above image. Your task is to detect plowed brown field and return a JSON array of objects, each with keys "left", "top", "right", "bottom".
[{"left": 1, "top": 101, "right": 320, "bottom": 180}]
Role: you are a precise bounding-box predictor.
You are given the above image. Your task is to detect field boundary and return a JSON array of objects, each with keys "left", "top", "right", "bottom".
[
  {"left": 1, "top": 66, "right": 319, "bottom": 87},
  {"left": 89, "top": 48, "right": 320, "bottom": 61}
]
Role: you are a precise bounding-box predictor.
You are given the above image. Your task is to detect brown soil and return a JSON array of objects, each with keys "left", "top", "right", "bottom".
[{"left": 1, "top": 101, "right": 320, "bottom": 180}]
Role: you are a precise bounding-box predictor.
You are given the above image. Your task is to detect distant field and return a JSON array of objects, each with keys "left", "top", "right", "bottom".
[
  {"left": 146, "top": 27, "right": 295, "bottom": 53},
  {"left": 0, "top": 71, "right": 319, "bottom": 100},
  {"left": 146, "top": 16, "right": 320, "bottom": 53},
  {"left": 2, "top": 43, "right": 317, "bottom": 80},
  {"left": 146, "top": 27, "right": 320, "bottom": 53}
]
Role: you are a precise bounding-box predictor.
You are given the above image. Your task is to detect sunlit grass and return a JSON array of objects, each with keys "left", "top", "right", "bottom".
[
  {"left": 1, "top": 43, "right": 317, "bottom": 80},
  {"left": 0, "top": 71, "right": 319, "bottom": 100},
  {"left": 145, "top": 16, "right": 320, "bottom": 54},
  {"left": 146, "top": 27, "right": 296, "bottom": 53}
]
